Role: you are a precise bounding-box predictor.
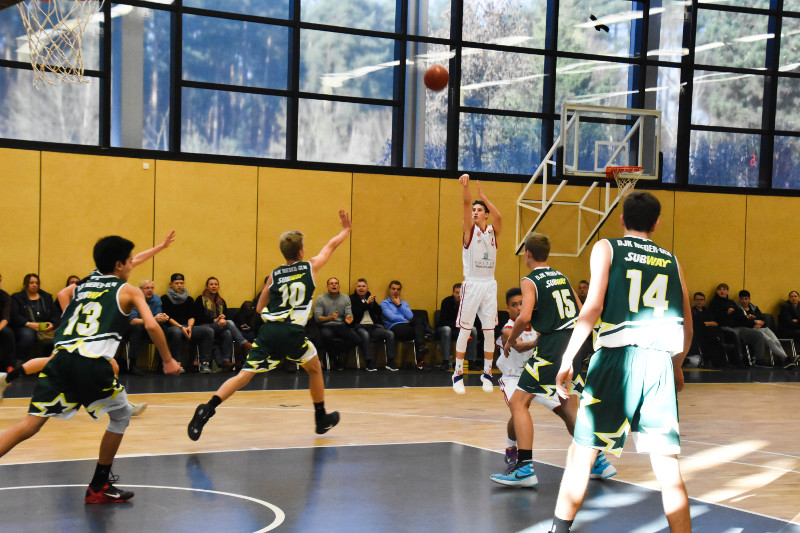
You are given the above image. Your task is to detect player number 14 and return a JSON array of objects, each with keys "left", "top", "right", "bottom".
[{"left": 626, "top": 270, "right": 669, "bottom": 317}]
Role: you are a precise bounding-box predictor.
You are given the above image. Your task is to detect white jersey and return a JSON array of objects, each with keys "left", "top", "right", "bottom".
[
  {"left": 495, "top": 319, "right": 539, "bottom": 378},
  {"left": 462, "top": 224, "right": 497, "bottom": 281}
]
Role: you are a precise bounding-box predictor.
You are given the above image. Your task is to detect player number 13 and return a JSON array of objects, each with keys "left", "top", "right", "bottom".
[{"left": 626, "top": 270, "right": 669, "bottom": 317}]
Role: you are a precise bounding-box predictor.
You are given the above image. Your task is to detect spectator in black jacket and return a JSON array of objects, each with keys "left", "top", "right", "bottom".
[
  {"left": 350, "top": 278, "right": 394, "bottom": 371},
  {"left": 0, "top": 274, "right": 15, "bottom": 371},
  {"left": 709, "top": 283, "right": 763, "bottom": 365},
  {"left": 737, "top": 290, "right": 789, "bottom": 366},
  {"left": 161, "top": 273, "right": 213, "bottom": 371},
  {"left": 10, "top": 274, "right": 60, "bottom": 361},
  {"left": 778, "top": 291, "right": 800, "bottom": 368},
  {"left": 436, "top": 283, "right": 477, "bottom": 370},
  {"left": 689, "top": 292, "right": 726, "bottom": 368}
]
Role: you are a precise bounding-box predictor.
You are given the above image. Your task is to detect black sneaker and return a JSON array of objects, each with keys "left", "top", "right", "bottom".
[
  {"left": 315, "top": 411, "right": 340, "bottom": 434},
  {"left": 85, "top": 474, "right": 134, "bottom": 504},
  {"left": 385, "top": 361, "right": 399, "bottom": 372},
  {"left": 188, "top": 404, "right": 214, "bottom": 441}
]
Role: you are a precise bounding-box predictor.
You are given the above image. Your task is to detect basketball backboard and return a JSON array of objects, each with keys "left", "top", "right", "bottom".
[{"left": 560, "top": 103, "right": 661, "bottom": 181}]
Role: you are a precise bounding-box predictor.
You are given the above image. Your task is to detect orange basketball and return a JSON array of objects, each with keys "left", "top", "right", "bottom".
[{"left": 424, "top": 65, "right": 449, "bottom": 92}]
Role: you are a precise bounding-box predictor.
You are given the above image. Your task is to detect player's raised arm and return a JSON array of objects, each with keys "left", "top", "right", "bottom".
[
  {"left": 123, "top": 284, "right": 181, "bottom": 375},
  {"left": 131, "top": 230, "right": 176, "bottom": 268},
  {"left": 555, "top": 240, "right": 611, "bottom": 398},
  {"left": 460, "top": 174, "right": 474, "bottom": 243},
  {"left": 309, "top": 210, "right": 352, "bottom": 275},
  {"left": 475, "top": 180, "right": 502, "bottom": 237}
]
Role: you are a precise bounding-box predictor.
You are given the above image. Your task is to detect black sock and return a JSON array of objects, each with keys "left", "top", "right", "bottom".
[
  {"left": 207, "top": 395, "right": 222, "bottom": 411},
  {"left": 518, "top": 449, "right": 533, "bottom": 464},
  {"left": 550, "top": 516, "right": 573, "bottom": 533},
  {"left": 90, "top": 463, "right": 112, "bottom": 490},
  {"left": 314, "top": 401, "right": 325, "bottom": 420},
  {"left": 6, "top": 366, "right": 26, "bottom": 383}
]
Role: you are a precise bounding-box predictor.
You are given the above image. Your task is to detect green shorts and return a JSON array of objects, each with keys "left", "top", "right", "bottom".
[
  {"left": 517, "top": 330, "right": 584, "bottom": 399},
  {"left": 573, "top": 345, "right": 680, "bottom": 456},
  {"left": 28, "top": 351, "right": 127, "bottom": 420},
  {"left": 243, "top": 321, "right": 317, "bottom": 373}
]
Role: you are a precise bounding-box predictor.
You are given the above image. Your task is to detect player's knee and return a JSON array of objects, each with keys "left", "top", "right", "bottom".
[
  {"left": 455, "top": 329, "right": 471, "bottom": 352},
  {"left": 106, "top": 403, "right": 133, "bottom": 434}
]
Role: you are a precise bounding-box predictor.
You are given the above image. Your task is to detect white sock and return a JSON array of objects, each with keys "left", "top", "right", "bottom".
[
  {"left": 454, "top": 359, "right": 464, "bottom": 375},
  {"left": 507, "top": 438, "right": 517, "bottom": 448},
  {"left": 484, "top": 358, "right": 493, "bottom": 375}
]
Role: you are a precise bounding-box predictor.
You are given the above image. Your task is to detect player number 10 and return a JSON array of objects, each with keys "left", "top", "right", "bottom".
[
  {"left": 626, "top": 270, "right": 669, "bottom": 317},
  {"left": 278, "top": 282, "right": 306, "bottom": 307}
]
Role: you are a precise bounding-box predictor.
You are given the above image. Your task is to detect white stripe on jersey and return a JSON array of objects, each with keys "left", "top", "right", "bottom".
[{"left": 463, "top": 224, "right": 497, "bottom": 281}]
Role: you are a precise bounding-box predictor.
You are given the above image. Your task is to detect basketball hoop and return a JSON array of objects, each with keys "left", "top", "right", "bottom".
[
  {"left": 17, "top": 0, "right": 104, "bottom": 88},
  {"left": 606, "top": 166, "right": 644, "bottom": 197}
]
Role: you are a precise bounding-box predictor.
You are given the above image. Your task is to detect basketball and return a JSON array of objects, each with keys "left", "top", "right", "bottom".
[{"left": 424, "top": 65, "right": 449, "bottom": 92}]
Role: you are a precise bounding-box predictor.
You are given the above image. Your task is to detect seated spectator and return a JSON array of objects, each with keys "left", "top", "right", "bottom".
[
  {"left": 0, "top": 274, "right": 14, "bottom": 371},
  {"left": 737, "top": 290, "right": 789, "bottom": 366},
  {"left": 194, "top": 277, "right": 252, "bottom": 373},
  {"left": 576, "top": 280, "right": 589, "bottom": 304},
  {"left": 778, "top": 291, "right": 800, "bottom": 368},
  {"left": 235, "top": 276, "right": 270, "bottom": 344},
  {"left": 126, "top": 280, "right": 170, "bottom": 375},
  {"left": 350, "top": 278, "right": 395, "bottom": 371},
  {"left": 314, "top": 277, "right": 361, "bottom": 371},
  {"left": 436, "top": 283, "right": 477, "bottom": 371},
  {"left": 161, "top": 273, "right": 213, "bottom": 372},
  {"left": 380, "top": 280, "right": 429, "bottom": 369},
  {"left": 709, "top": 283, "right": 763, "bottom": 366},
  {"left": 689, "top": 291, "right": 726, "bottom": 368},
  {"left": 10, "top": 273, "right": 60, "bottom": 362},
  {"left": 56, "top": 275, "right": 81, "bottom": 313}
]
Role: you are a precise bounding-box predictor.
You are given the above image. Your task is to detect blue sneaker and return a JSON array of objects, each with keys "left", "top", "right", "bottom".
[
  {"left": 489, "top": 461, "right": 538, "bottom": 487},
  {"left": 590, "top": 452, "right": 617, "bottom": 479}
]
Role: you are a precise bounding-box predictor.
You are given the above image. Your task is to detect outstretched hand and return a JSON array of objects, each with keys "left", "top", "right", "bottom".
[
  {"left": 339, "top": 210, "right": 352, "bottom": 232},
  {"left": 160, "top": 230, "right": 176, "bottom": 249},
  {"left": 459, "top": 173, "right": 470, "bottom": 187}
]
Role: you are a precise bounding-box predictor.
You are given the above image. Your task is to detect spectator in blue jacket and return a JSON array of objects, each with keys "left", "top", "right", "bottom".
[
  {"left": 380, "top": 280, "right": 429, "bottom": 369},
  {"left": 126, "top": 280, "right": 169, "bottom": 375}
]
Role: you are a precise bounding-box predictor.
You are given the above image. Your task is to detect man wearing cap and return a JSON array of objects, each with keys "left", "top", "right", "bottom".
[{"left": 161, "top": 274, "right": 213, "bottom": 372}]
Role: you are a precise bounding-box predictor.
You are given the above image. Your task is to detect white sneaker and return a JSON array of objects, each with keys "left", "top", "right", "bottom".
[
  {"left": 452, "top": 373, "right": 466, "bottom": 395},
  {"left": 480, "top": 372, "right": 493, "bottom": 392},
  {"left": 130, "top": 401, "right": 148, "bottom": 417},
  {"left": 0, "top": 372, "right": 7, "bottom": 403}
]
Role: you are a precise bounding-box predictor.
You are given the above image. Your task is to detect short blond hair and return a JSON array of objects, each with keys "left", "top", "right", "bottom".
[
  {"left": 279, "top": 231, "right": 304, "bottom": 260},
  {"left": 524, "top": 232, "right": 550, "bottom": 262}
]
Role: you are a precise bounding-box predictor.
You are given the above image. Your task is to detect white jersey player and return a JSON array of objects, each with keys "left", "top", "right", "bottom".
[{"left": 452, "top": 173, "right": 502, "bottom": 395}]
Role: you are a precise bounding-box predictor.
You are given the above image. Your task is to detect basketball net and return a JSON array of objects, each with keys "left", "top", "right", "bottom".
[
  {"left": 17, "top": 0, "right": 104, "bottom": 88},
  {"left": 606, "top": 166, "right": 644, "bottom": 198}
]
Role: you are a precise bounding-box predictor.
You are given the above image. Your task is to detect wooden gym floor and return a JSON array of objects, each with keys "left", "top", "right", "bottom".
[{"left": 0, "top": 366, "right": 798, "bottom": 532}]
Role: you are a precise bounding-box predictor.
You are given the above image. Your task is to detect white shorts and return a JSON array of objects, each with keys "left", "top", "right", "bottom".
[
  {"left": 457, "top": 279, "right": 498, "bottom": 330},
  {"left": 499, "top": 375, "right": 560, "bottom": 411}
]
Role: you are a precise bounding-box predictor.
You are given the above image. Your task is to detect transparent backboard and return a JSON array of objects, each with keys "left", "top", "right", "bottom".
[{"left": 560, "top": 103, "right": 661, "bottom": 180}]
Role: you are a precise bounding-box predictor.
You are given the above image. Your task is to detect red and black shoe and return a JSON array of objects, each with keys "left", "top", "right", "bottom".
[{"left": 85, "top": 475, "right": 134, "bottom": 504}]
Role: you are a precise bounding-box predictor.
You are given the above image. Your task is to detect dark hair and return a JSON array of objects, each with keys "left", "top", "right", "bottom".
[
  {"left": 65, "top": 275, "right": 80, "bottom": 287},
  {"left": 22, "top": 273, "right": 40, "bottom": 291},
  {"left": 205, "top": 277, "right": 218, "bottom": 287},
  {"left": 739, "top": 290, "right": 750, "bottom": 298},
  {"left": 693, "top": 292, "right": 705, "bottom": 299},
  {"left": 389, "top": 280, "right": 402, "bottom": 290},
  {"left": 452, "top": 282, "right": 462, "bottom": 291},
  {"left": 506, "top": 287, "right": 522, "bottom": 304},
  {"left": 622, "top": 191, "right": 661, "bottom": 232},
  {"left": 717, "top": 283, "right": 729, "bottom": 291},
  {"left": 789, "top": 291, "right": 799, "bottom": 299},
  {"left": 93, "top": 236, "right": 134, "bottom": 275},
  {"left": 472, "top": 200, "right": 490, "bottom": 215},
  {"left": 524, "top": 232, "right": 550, "bottom": 262},
  {"left": 357, "top": 278, "right": 368, "bottom": 284},
  {"left": 579, "top": 280, "right": 589, "bottom": 286}
]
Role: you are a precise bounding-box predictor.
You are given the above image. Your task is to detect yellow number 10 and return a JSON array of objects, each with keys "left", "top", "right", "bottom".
[{"left": 626, "top": 270, "right": 669, "bottom": 317}]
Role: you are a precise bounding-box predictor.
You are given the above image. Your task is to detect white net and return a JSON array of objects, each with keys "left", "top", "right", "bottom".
[
  {"left": 17, "top": 0, "right": 104, "bottom": 88},
  {"left": 608, "top": 166, "right": 643, "bottom": 197}
]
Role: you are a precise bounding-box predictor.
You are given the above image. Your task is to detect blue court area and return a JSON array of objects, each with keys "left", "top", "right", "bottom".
[{"left": 1, "top": 442, "right": 797, "bottom": 533}]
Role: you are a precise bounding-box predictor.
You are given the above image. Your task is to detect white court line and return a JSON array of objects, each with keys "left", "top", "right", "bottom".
[{"left": 0, "top": 483, "right": 285, "bottom": 532}]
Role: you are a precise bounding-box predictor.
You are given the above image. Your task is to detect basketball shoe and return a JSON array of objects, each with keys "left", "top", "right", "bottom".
[
  {"left": 590, "top": 452, "right": 617, "bottom": 479},
  {"left": 452, "top": 373, "right": 465, "bottom": 394},
  {"left": 480, "top": 372, "right": 493, "bottom": 392},
  {"left": 188, "top": 403, "right": 214, "bottom": 441},
  {"left": 489, "top": 461, "right": 538, "bottom": 487},
  {"left": 0, "top": 372, "right": 7, "bottom": 403},
  {"left": 315, "top": 411, "right": 340, "bottom": 434},
  {"left": 85, "top": 474, "right": 134, "bottom": 504},
  {"left": 505, "top": 446, "right": 518, "bottom": 467}
]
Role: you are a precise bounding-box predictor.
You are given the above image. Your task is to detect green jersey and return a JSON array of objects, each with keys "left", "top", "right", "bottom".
[
  {"left": 523, "top": 267, "right": 578, "bottom": 362},
  {"left": 54, "top": 272, "right": 130, "bottom": 360},
  {"left": 597, "top": 236, "right": 684, "bottom": 354},
  {"left": 262, "top": 261, "right": 316, "bottom": 326}
]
